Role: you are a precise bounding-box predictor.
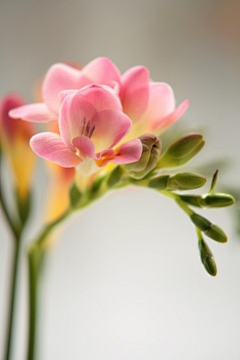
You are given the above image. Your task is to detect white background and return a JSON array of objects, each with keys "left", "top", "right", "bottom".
[{"left": 1, "top": 1, "right": 240, "bottom": 359}]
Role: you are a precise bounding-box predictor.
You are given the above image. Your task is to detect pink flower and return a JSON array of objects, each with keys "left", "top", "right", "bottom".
[
  {"left": 120, "top": 66, "right": 189, "bottom": 139},
  {"left": 30, "top": 85, "right": 142, "bottom": 176},
  {"left": 0, "top": 93, "right": 35, "bottom": 199},
  {"left": 9, "top": 57, "right": 121, "bottom": 123}
]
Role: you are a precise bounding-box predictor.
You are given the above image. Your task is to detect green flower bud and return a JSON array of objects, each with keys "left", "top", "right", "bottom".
[
  {"left": 199, "top": 239, "right": 217, "bottom": 276},
  {"left": 201, "top": 194, "right": 235, "bottom": 208},
  {"left": 123, "top": 134, "right": 162, "bottom": 179},
  {"left": 204, "top": 225, "right": 227, "bottom": 243},
  {"left": 168, "top": 173, "right": 206, "bottom": 190},
  {"left": 191, "top": 213, "right": 212, "bottom": 231},
  {"left": 149, "top": 175, "right": 169, "bottom": 190},
  {"left": 157, "top": 133, "right": 205, "bottom": 168},
  {"left": 179, "top": 195, "right": 203, "bottom": 207},
  {"left": 191, "top": 213, "right": 227, "bottom": 243}
]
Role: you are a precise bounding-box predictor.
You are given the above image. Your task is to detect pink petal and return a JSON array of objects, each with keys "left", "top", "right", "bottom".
[
  {"left": 92, "top": 109, "right": 132, "bottom": 153},
  {"left": 72, "top": 136, "right": 96, "bottom": 159},
  {"left": 30, "top": 132, "right": 80, "bottom": 167},
  {"left": 111, "top": 139, "right": 142, "bottom": 164},
  {"left": 82, "top": 57, "right": 121, "bottom": 85},
  {"left": 78, "top": 84, "right": 122, "bottom": 112},
  {"left": 145, "top": 83, "right": 176, "bottom": 129},
  {"left": 152, "top": 98, "right": 190, "bottom": 132},
  {"left": 121, "top": 66, "right": 150, "bottom": 121},
  {"left": 9, "top": 103, "right": 58, "bottom": 123},
  {"left": 59, "top": 92, "right": 98, "bottom": 150},
  {"left": 42, "top": 63, "right": 91, "bottom": 114}
]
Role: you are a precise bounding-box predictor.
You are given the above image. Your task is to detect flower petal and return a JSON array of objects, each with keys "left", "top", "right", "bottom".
[
  {"left": 42, "top": 63, "right": 91, "bottom": 114},
  {"left": 152, "top": 98, "right": 190, "bottom": 132},
  {"left": 72, "top": 136, "right": 96, "bottom": 159},
  {"left": 92, "top": 109, "right": 132, "bottom": 153},
  {"left": 111, "top": 139, "right": 142, "bottom": 164},
  {"left": 9, "top": 103, "right": 57, "bottom": 123},
  {"left": 59, "top": 92, "right": 98, "bottom": 150},
  {"left": 78, "top": 84, "right": 122, "bottom": 112},
  {"left": 145, "top": 83, "right": 176, "bottom": 129},
  {"left": 30, "top": 132, "right": 80, "bottom": 167},
  {"left": 121, "top": 66, "right": 150, "bottom": 121},
  {"left": 82, "top": 57, "right": 121, "bottom": 85}
]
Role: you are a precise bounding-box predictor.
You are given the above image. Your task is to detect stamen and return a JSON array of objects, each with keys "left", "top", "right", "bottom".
[
  {"left": 86, "top": 121, "right": 91, "bottom": 136},
  {"left": 89, "top": 123, "right": 96, "bottom": 138},
  {"left": 81, "top": 117, "right": 86, "bottom": 135}
]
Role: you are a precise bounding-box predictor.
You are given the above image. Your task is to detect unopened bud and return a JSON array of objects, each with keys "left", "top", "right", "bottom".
[
  {"left": 157, "top": 133, "right": 205, "bottom": 168},
  {"left": 123, "top": 134, "right": 162, "bottom": 179},
  {"left": 204, "top": 225, "right": 227, "bottom": 243},
  {"left": 179, "top": 195, "right": 203, "bottom": 208},
  {"left": 149, "top": 175, "right": 169, "bottom": 190},
  {"left": 191, "top": 213, "right": 227, "bottom": 243},
  {"left": 191, "top": 213, "right": 212, "bottom": 231},
  {"left": 199, "top": 238, "right": 217, "bottom": 276},
  {"left": 201, "top": 194, "right": 235, "bottom": 208},
  {"left": 168, "top": 173, "right": 206, "bottom": 190}
]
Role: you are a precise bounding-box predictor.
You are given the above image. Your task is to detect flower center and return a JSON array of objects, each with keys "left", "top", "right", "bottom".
[{"left": 81, "top": 117, "right": 96, "bottom": 138}]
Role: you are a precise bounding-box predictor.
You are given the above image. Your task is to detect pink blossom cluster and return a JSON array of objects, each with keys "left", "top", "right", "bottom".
[{"left": 9, "top": 57, "right": 189, "bottom": 177}]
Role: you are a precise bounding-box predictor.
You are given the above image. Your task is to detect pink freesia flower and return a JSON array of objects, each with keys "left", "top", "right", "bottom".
[
  {"left": 30, "top": 85, "right": 142, "bottom": 176},
  {"left": 0, "top": 93, "right": 35, "bottom": 200},
  {"left": 9, "top": 57, "right": 121, "bottom": 123},
  {"left": 120, "top": 66, "right": 189, "bottom": 139}
]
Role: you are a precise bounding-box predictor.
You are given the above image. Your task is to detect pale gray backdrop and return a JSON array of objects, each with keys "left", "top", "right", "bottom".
[{"left": 1, "top": 1, "right": 240, "bottom": 359}]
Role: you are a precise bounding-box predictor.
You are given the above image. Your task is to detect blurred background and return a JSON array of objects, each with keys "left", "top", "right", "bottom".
[{"left": 1, "top": 0, "right": 240, "bottom": 359}]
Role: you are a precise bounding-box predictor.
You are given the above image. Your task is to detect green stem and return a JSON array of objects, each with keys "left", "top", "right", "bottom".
[
  {"left": 161, "top": 190, "right": 194, "bottom": 216},
  {"left": 25, "top": 175, "right": 120, "bottom": 360},
  {"left": 1, "top": 189, "right": 22, "bottom": 360},
  {"left": 0, "top": 193, "right": 20, "bottom": 240},
  {"left": 4, "top": 236, "right": 21, "bottom": 360},
  {"left": 26, "top": 208, "right": 73, "bottom": 360}
]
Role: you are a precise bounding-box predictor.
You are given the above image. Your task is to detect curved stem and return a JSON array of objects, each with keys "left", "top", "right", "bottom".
[{"left": 4, "top": 237, "right": 21, "bottom": 360}]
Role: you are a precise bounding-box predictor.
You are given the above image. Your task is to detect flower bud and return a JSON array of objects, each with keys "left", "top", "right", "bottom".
[
  {"left": 199, "top": 238, "right": 217, "bottom": 276},
  {"left": 157, "top": 133, "right": 205, "bottom": 168},
  {"left": 201, "top": 194, "right": 235, "bottom": 208},
  {"left": 0, "top": 93, "right": 35, "bottom": 201},
  {"left": 191, "top": 213, "right": 212, "bottom": 231},
  {"left": 179, "top": 195, "right": 203, "bottom": 207},
  {"left": 167, "top": 172, "right": 206, "bottom": 190},
  {"left": 191, "top": 213, "right": 227, "bottom": 243},
  {"left": 123, "top": 134, "right": 162, "bottom": 179},
  {"left": 149, "top": 175, "right": 169, "bottom": 190},
  {"left": 149, "top": 173, "right": 205, "bottom": 191}
]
